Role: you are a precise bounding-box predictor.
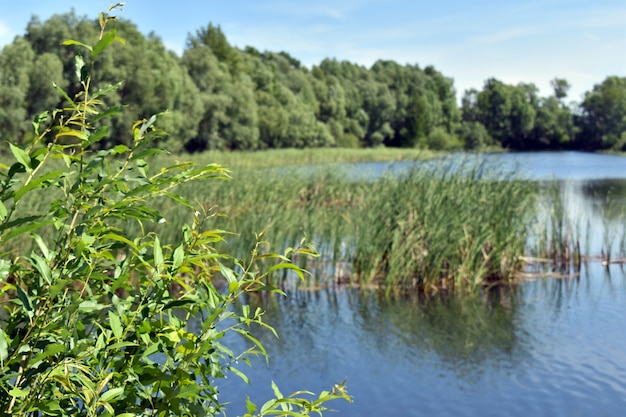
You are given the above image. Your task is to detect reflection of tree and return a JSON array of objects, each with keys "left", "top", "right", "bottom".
[
  {"left": 369, "top": 289, "right": 527, "bottom": 378},
  {"left": 580, "top": 179, "right": 626, "bottom": 222},
  {"left": 239, "top": 287, "right": 529, "bottom": 380}
]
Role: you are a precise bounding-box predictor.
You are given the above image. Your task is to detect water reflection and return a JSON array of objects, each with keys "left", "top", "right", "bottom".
[
  {"left": 233, "top": 286, "right": 530, "bottom": 384},
  {"left": 220, "top": 262, "right": 626, "bottom": 417},
  {"left": 580, "top": 179, "right": 626, "bottom": 222}
]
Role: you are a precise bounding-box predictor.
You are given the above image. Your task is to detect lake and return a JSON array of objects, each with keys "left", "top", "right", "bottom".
[{"left": 218, "top": 151, "right": 626, "bottom": 417}]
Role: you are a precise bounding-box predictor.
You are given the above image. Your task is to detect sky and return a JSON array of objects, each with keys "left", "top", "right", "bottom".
[{"left": 1, "top": 0, "right": 626, "bottom": 102}]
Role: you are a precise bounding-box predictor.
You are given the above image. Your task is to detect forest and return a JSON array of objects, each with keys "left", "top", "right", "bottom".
[{"left": 1, "top": 10, "right": 626, "bottom": 153}]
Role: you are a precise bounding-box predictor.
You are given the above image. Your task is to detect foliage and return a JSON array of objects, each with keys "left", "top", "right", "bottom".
[
  {"left": 2, "top": 8, "right": 623, "bottom": 153},
  {"left": 576, "top": 76, "right": 626, "bottom": 151},
  {"left": 463, "top": 78, "right": 576, "bottom": 151},
  {"left": 0, "top": 5, "right": 350, "bottom": 416},
  {"left": 0, "top": 10, "right": 460, "bottom": 153}
]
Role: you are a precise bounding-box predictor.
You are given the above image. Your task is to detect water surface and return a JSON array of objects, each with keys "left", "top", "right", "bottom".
[{"left": 218, "top": 152, "right": 626, "bottom": 417}]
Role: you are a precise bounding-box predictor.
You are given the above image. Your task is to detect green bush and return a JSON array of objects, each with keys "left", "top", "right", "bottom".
[
  {"left": 427, "top": 127, "right": 460, "bottom": 151},
  {"left": 0, "top": 5, "right": 349, "bottom": 416}
]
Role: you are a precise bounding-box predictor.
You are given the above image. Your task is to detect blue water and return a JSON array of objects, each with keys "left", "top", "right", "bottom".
[
  {"left": 337, "top": 151, "right": 626, "bottom": 181},
  {"left": 217, "top": 152, "right": 626, "bottom": 417}
]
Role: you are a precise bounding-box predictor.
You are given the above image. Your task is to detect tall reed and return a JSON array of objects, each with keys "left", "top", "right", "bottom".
[
  {"left": 171, "top": 157, "right": 538, "bottom": 294},
  {"left": 14, "top": 151, "right": 626, "bottom": 294},
  {"left": 350, "top": 160, "right": 536, "bottom": 293}
]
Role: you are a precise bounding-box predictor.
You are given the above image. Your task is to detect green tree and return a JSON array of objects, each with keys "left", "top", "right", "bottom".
[
  {"left": 577, "top": 76, "right": 626, "bottom": 150},
  {"left": 474, "top": 79, "right": 537, "bottom": 150},
  {"left": 25, "top": 53, "right": 67, "bottom": 117},
  {"left": 188, "top": 23, "right": 241, "bottom": 73},
  {"left": 532, "top": 96, "right": 574, "bottom": 149},
  {"left": 0, "top": 37, "right": 35, "bottom": 145},
  {"left": 457, "top": 121, "right": 494, "bottom": 150},
  {"left": 181, "top": 45, "right": 233, "bottom": 151},
  {"left": 551, "top": 77, "right": 570, "bottom": 102}
]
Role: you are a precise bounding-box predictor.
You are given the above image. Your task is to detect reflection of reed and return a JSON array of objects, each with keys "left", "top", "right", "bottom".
[
  {"left": 528, "top": 179, "right": 626, "bottom": 275},
  {"left": 239, "top": 286, "right": 527, "bottom": 379}
]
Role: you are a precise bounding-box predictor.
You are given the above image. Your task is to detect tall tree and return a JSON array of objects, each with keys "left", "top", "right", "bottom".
[
  {"left": 577, "top": 76, "right": 626, "bottom": 150},
  {"left": 0, "top": 37, "right": 35, "bottom": 144},
  {"left": 551, "top": 78, "right": 570, "bottom": 102}
]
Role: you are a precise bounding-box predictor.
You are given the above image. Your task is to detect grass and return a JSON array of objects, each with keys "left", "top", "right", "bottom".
[{"left": 165, "top": 147, "right": 439, "bottom": 168}]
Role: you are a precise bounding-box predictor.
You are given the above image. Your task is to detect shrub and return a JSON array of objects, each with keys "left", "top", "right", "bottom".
[{"left": 0, "top": 4, "right": 349, "bottom": 416}]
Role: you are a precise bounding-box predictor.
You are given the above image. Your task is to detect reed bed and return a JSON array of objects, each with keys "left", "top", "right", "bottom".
[
  {"left": 348, "top": 161, "right": 536, "bottom": 294},
  {"left": 155, "top": 157, "right": 538, "bottom": 294},
  {"left": 6, "top": 150, "right": 626, "bottom": 294}
]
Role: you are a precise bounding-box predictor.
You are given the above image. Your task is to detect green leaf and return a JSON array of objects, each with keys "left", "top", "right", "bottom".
[
  {"left": 92, "top": 105, "right": 125, "bottom": 124},
  {"left": 35, "top": 400, "right": 63, "bottom": 415},
  {"left": 102, "top": 233, "right": 138, "bottom": 250},
  {"left": 49, "top": 279, "right": 70, "bottom": 299},
  {"left": 78, "top": 300, "right": 107, "bottom": 313},
  {"left": 112, "top": 145, "right": 131, "bottom": 155},
  {"left": 86, "top": 126, "right": 110, "bottom": 146},
  {"left": 108, "top": 311, "right": 123, "bottom": 340},
  {"left": 2, "top": 218, "right": 49, "bottom": 241},
  {"left": 53, "top": 82, "right": 75, "bottom": 106},
  {"left": 91, "top": 28, "right": 120, "bottom": 59},
  {"left": 163, "top": 299, "right": 196, "bottom": 310},
  {"left": 8, "top": 387, "right": 30, "bottom": 398},
  {"left": 174, "top": 383, "right": 202, "bottom": 399},
  {"left": 0, "top": 201, "right": 7, "bottom": 221},
  {"left": 173, "top": 244, "right": 184, "bottom": 270},
  {"left": 229, "top": 366, "right": 250, "bottom": 384},
  {"left": 260, "top": 399, "right": 277, "bottom": 414},
  {"left": 271, "top": 381, "right": 284, "bottom": 400},
  {"left": 74, "top": 54, "right": 86, "bottom": 83},
  {"left": 0, "top": 328, "right": 9, "bottom": 363},
  {"left": 92, "top": 81, "right": 124, "bottom": 99},
  {"left": 164, "top": 192, "right": 193, "bottom": 209},
  {"left": 56, "top": 128, "right": 88, "bottom": 141},
  {"left": 228, "top": 281, "right": 239, "bottom": 294},
  {"left": 154, "top": 236, "right": 163, "bottom": 273},
  {"left": 99, "top": 387, "right": 124, "bottom": 403},
  {"left": 31, "top": 343, "right": 66, "bottom": 364},
  {"left": 266, "top": 262, "right": 305, "bottom": 281},
  {"left": 0, "top": 259, "right": 10, "bottom": 281},
  {"left": 13, "top": 170, "right": 65, "bottom": 202},
  {"left": 218, "top": 262, "right": 237, "bottom": 283},
  {"left": 246, "top": 397, "right": 258, "bottom": 415},
  {"left": 130, "top": 148, "right": 167, "bottom": 161},
  {"left": 16, "top": 285, "right": 33, "bottom": 314},
  {"left": 136, "top": 114, "right": 158, "bottom": 142},
  {"left": 32, "top": 111, "right": 49, "bottom": 136},
  {"left": 62, "top": 39, "right": 93, "bottom": 51},
  {"left": 32, "top": 234, "right": 51, "bottom": 260},
  {"left": 9, "top": 143, "right": 31, "bottom": 171},
  {"left": 108, "top": 341, "right": 139, "bottom": 350},
  {"left": 32, "top": 253, "right": 52, "bottom": 285}
]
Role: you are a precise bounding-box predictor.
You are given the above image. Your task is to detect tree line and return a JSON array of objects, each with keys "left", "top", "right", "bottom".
[{"left": 1, "top": 11, "right": 625, "bottom": 153}]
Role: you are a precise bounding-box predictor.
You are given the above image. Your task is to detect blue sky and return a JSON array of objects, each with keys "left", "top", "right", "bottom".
[{"left": 1, "top": 1, "right": 626, "bottom": 102}]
